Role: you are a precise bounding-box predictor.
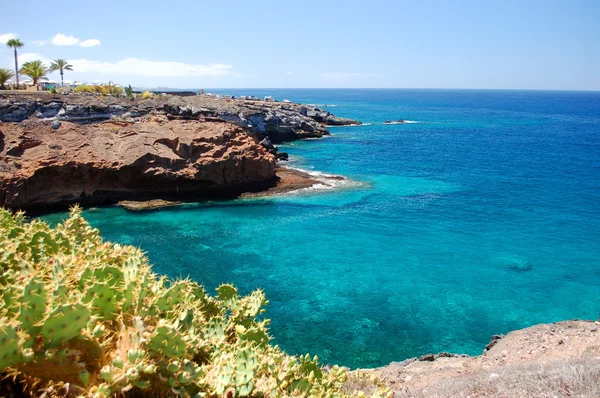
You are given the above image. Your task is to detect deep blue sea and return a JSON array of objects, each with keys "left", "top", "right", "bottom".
[{"left": 41, "top": 89, "right": 600, "bottom": 368}]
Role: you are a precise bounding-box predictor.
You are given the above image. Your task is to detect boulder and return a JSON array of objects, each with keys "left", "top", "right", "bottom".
[{"left": 259, "top": 137, "right": 275, "bottom": 150}]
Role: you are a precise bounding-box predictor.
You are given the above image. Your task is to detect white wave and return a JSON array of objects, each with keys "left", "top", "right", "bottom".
[
  {"left": 283, "top": 166, "right": 365, "bottom": 195},
  {"left": 328, "top": 123, "right": 371, "bottom": 128},
  {"left": 383, "top": 120, "right": 420, "bottom": 124},
  {"left": 303, "top": 135, "right": 334, "bottom": 140}
]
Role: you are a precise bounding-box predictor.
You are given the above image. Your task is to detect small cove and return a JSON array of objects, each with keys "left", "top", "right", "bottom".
[{"left": 41, "top": 89, "right": 600, "bottom": 368}]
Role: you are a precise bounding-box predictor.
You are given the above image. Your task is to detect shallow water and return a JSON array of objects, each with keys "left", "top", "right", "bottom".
[{"left": 41, "top": 89, "right": 600, "bottom": 368}]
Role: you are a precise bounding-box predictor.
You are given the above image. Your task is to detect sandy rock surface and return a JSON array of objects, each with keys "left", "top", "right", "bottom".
[{"left": 363, "top": 320, "right": 600, "bottom": 397}]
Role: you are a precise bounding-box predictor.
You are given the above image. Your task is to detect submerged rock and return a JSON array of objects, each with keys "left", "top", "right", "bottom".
[
  {"left": 508, "top": 259, "right": 534, "bottom": 273},
  {"left": 118, "top": 199, "right": 182, "bottom": 211}
]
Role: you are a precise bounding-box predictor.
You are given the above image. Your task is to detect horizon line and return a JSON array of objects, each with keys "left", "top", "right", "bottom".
[{"left": 137, "top": 87, "right": 600, "bottom": 93}]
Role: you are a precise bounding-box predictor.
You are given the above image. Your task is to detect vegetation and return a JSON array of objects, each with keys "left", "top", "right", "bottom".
[
  {"left": 141, "top": 90, "right": 153, "bottom": 99},
  {"left": 0, "top": 68, "right": 14, "bottom": 89},
  {"left": 6, "top": 38, "right": 23, "bottom": 87},
  {"left": 49, "top": 59, "right": 74, "bottom": 86},
  {"left": 0, "top": 208, "right": 388, "bottom": 397},
  {"left": 125, "top": 84, "right": 134, "bottom": 100},
  {"left": 72, "top": 84, "right": 123, "bottom": 96},
  {"left": 19, "top": 60, "right": 49, "bottom": 85}
]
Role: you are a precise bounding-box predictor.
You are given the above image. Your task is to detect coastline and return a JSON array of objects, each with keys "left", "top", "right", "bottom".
[
  {"left": 354, "top": 319, "right": 600, "bottom": 396},
  {"left": 1, "top": 91, "right": 599, "bottom": 396},
  {"left": 117, "top": 165, "right": 351, "bottom": 211},
  {"left": 0, "top": 93, "right": 360, "bottom": 213}
]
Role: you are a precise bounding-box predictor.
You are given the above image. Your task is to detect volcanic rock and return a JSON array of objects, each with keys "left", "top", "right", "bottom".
[
  {"left": 0, "top": 94, "right": 361, "bottom": 143},
  {"left": 0, "top": 117, "right": 276, "bottom": 211}
]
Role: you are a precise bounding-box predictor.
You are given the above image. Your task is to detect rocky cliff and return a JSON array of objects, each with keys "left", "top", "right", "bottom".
[
  {"left": 0, "top": 116, "right": 276, "bottom": 211},
  {"left": 0, "top": 93, "right": 360, "bottom": 211},
  {"left": 0, "top": 94, "right": 360, "bottom": 143}
]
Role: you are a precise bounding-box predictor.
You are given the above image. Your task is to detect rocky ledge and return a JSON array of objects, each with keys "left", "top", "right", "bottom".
[
  {"left": 350, "top": 320, "right": 600, "bottom": 397},
  {"left": 0, "top": 116, "right": 279, "bottom": 212},
  {"left": 0, "top": 93, "right": 360, "bottom": 143}
]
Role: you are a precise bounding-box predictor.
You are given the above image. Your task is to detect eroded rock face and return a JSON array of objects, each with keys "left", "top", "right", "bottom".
[
  {"left": 0, "top": 117, "right": 276, "bottom": 211},
  {"left": 0, "top": 94, "right": 360, "bottom": 143}
]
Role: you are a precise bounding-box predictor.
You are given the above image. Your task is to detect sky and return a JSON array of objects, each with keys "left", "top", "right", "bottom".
[{"left": 1, "top": 0, "right": 599, "bottom": 90}]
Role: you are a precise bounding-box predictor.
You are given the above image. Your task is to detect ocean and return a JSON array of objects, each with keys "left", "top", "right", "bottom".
[{"left": 40, "top": 89, "right": 600, "bottom": 368}]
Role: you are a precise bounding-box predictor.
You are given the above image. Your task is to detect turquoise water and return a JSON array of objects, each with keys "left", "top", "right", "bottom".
[{"left": 41, "top": 89, "right": 600, "bottom": 368}]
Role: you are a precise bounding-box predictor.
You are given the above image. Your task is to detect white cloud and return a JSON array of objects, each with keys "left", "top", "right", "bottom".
[
  {"left": 70, "top": 58, "right": 235, "bottom": 77},
  {"left": 286, "top": 72, "right": 293, "bottom": 75},
  {"left": 322, "top": 72, "right": 381, "bottom": 80},
  {"left": 0, "top": 33, "right": 17, "bottom": 44},
  {"left": 19, "top": 53, "right": 52, "bottom": 64},
  {"left": 52, "top": 33, "right": 79, "bottom": 46},
  {"left": 17, "top": 54, "right": 237, "bottom": 79},
  {"left": 33, "top": 40, "right": 47, "bottom": 47},
  {"left": 80, "top": 39, "right": 100, "bottom": 47}
]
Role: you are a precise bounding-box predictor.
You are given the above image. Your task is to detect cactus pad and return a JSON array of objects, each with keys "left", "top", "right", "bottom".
[
  {"left": 41, "top": 303, "right": 91, "bottom": 347},
  {"left": 0, "top": 321, "right": 20, "bottom": 369},
  {"left": 147, "top": 323, "right": 187, "bottom": 358},
  {"left": 19, "top": 277, "right": 47, "bottom": 339}
]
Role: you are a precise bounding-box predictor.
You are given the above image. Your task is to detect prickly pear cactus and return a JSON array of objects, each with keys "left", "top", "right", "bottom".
[{"left": 0, "top": 207, "right": 390, "bottom": 397}]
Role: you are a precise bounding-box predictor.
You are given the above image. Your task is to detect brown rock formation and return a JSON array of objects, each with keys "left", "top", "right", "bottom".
[{"left": 0, "top": 116, "right": 277, "bottom": 211}]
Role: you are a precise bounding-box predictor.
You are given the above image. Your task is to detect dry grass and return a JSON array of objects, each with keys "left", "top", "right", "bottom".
[
  {"left": 343, "top": 369, "right": 391, "bottom": 396},
  {"left": 393, "top": 358, "right": 600, "bottom": 398}
]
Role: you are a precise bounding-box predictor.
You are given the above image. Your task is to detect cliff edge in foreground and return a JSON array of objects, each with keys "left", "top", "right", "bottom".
[{"left": 350, "top": 320, "right": 600, "bottom": 397}]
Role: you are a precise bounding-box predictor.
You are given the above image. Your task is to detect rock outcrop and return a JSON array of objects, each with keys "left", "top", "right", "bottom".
[
  {"left": 0, "top": 93, "right": 361, "bottom": 212},
  {"left": 0, "top": 116, "right": 277, "bottom": 211},
  {"left": 0, "top": 94, "right": 360, "bottom": 143},
  {"left": 350, "top": 320, "right": 600, "bottom": 397}
]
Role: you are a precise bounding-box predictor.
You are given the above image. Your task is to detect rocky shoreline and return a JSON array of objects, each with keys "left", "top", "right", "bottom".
[
  {"left": 0, "top": 93, "right": 359, "bottom": 213},
  {"left": 355, "top": 319, "right": 600, "bottom": 397},
  {"left": 0, "top": 93, "right": 359, "bottom": 142}
]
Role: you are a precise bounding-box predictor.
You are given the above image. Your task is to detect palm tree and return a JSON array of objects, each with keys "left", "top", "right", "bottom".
[
  {"left": 49, "top": 59, "right": 74, "bottom": 86},
  {"left": 19, "top": 60, "right": 49, "bottom": 86},
  {"left": 6, "top": 38, "right": 24, "bottom": 88},
  {"left": 0, "top": 68, "right": 14, "bottom": 89}
]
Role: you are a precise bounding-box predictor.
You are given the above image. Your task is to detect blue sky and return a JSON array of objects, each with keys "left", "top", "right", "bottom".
[{"left": 2, "top": 0, "right": 598, "bottom": 90}]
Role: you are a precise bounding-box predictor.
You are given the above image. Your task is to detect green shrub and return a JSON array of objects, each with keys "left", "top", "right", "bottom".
[
  {"left": 71, "top": 84, "right": 123, "bottom": 96},
  {"left": 72, "top": 85, "right": 92, "bottom": 94},
  {"left": 107, "top": 84, "right": 123, "bottom": 96},
  {"left": 0, "top": 207, "right": 388, "bottom": 397},
  {"left": 125, "top": 85, "right": 134, "bottom": 101}
]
